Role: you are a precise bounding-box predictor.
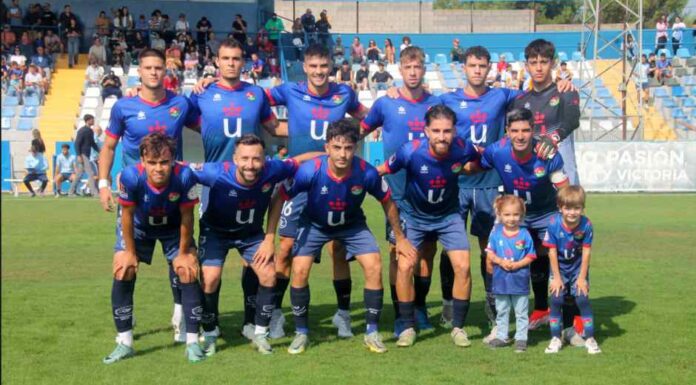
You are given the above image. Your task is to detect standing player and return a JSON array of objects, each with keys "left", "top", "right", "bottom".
[
  {"left": 511, "top": 39, "right": 581, "bottom": 332},
  {"left": 103, "top": 133, "right": 203, "bottom": 364},
  {"left": 98, "top": 49, "right": 200, "bottom": 343},
  {"left": 265, "top": 43, "right": 369, "bottom": 339},
  {"left": 378, "top": 105, "right": 480, "bottom": 347},
  {"left": 276, "top": 119, "right": 415, "bottom": 354},
  {"left": 360, "top": 46, "right": 442, "bottom": 333}
]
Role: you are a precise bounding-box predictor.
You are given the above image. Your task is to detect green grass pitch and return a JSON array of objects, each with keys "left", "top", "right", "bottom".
[{"left": 2, "top": 194, "right": 695, "bottom": 384}]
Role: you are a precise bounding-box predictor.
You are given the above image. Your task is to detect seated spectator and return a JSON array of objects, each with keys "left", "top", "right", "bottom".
[
  {"left": 175, "top": 13, "right": 190, "bottom": 34},
  {"left": 88, "top": 38, "right": 107, "bottom": 66},
  {"left": 30, "top": 46, "right": 52, "bottom": 76},
  {"left": 1, "top": 25, "right": 17, "bottom": 52},
  {"left": 647, "top": 53, "right": 657, "bottom": 79},
  {"left": 400, "top": 36, "right": 412, "bottom": 53},
  {"left": 166, "top": 40, "right": 183, "bottom": 61},
  {"left": 96, "top": 11, "right": 111, "bottom": 37},
  {"left": 240, "top": 70, "right": 253, "bottom": 84},
  {"left": 555, "top": 61, "right": 573, "bottom": 81},
  {"left": 100, "top": 71, "right": 122, "bottom": 101},
  {"left": 150, "top": 33, "right": 166, "bottom": 51},
  {"left": 131, "top": 32, "right": 148, "bottom": 59},
  {"left": 202, "top": 60, "right": 217, "bottom": 77},
  {"left": 267, "top": 53, "right": 280, "bottom": 78},
  {"left": 273, "top": 145, "right": 288, "bottom": 160},
  {"left": 384, "top": 38, "right": 395, "bottom": 64},
  {"left": 497, "top": 64, "right": 514, "bottom": 88},
  {"left": 509, "top": 70, "right": 520, "bottom": 90},
  {"left": 366, "top": 39, "right": 381, "bottom": 63},
  {"left": 85, "top": 59, "right": 104, "bottom": 87},
  {"left": 351, "top": 37, "right": 365, "bottom": 64},
  {"left": 9, "top": 46, "right": 27, "bottom": 69},
  {"left": 355, "top": 61, "right": 370, "bottom": 90},
  {"left": 196, "top": 16, "right": 212, "bottom": 46},
  {"left": 24, "top": 64, "right": 45, "bottom": 102},
  {"left": 371, "top": 62, "right": 393, "bottom": 91},
  {"left": 258, "top": 35, "right": 275, "bottom": 59},
  {"left": 497, "top": 54, "right": 508, "bottom": 74},
  {"left": 207, "top": 32, "right": 220, "bottom": 57},
  {"left": 111, "top": 44, "right": 127, "bottom": 69},
  {"left": 24, "top": 144, "right": 49, "bottom": 197},
  {"left": 7, "top": 71, "right": 23, "bottom": 99},
  {"left": 335, "top": 60, "right": 354, "bottom": 88},
  {"left": 135, "top": 14, "right": 149, "bottom": 38},
  {"left": 332, "top": 36, "right": 345, "bottom": 64},
  {"left": 450, "top": 38, "right": 464, "bottom": 63},
  {"left": 656, "top": 53, "right": 673, "bottom": 84},
  {"left": 250, "top": 52, "right": 265, "bottom": 83},
  {"left": 183, "top": 45, "right": 199, "bottom": 73},
  {"left": 53, "top": 144, "right": 77, "bottom": 197},
  {"left": 17, "top": 32, "right": 35, "bottom": 58},
  {"left": 245, "top": 36, "right": 259, "bottom": 60},
  {"left": 163, "top": 70, "right": 179, "bottom": 93},
  {"left": 43, "top": 29, "right": 62, "bottom": 66}
]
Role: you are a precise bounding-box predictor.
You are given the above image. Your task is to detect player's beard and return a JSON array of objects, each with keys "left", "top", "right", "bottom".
[{"left": 239, "top": 168, "right": 260, "bottom": 184}]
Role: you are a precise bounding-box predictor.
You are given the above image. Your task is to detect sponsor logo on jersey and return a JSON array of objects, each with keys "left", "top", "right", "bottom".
[
  {"left": 189, "top": 163, "right": 203, "bottom": 171},
  {"left": 459, "top": 101, "right": 467, "bottom": 109},
  {"left": 321, "top": 185, "right": 329, "bottom": 195},
  {"left": 524, "top": 102, "right": 531, "bottom": 109},
  {"left": 213, "top": 93, "right": 221, "bottom": 102},
  {"left": 504, "top": 164, "right": 512, "bottom": 173},
  {"left": 229, "top": 189, "right": 237, "bottom": 197},
  {"left": 169, "top": 106, "right": 181, "bottom": 118},
  {"left": 420, "top": 165, "right": 429, "bottom": 174},
  {"left": 549, "top": 96, "right": 560, "bottom": 107},
  {"left": 451, "top": 162, "right": 462, "bottom": 174},
  {"left": 398, "top": 106, "right": 406, "bottom": 115},
  {"left": 169, "top": 192, "right": 180, "bottom": 202},
  {"left": 303, "top": 95, "right": 311, "bottom": 101},
  {"left": 262, "top": 182, "right": 272, "bottom": 193},
  {"left": 515, "top": 239, "right": 525, "bottom": 250},
  {"left": 534, "top": 166, "right": 546, "bottom": 177},
  {"left": 137, "top": 111, "right": 146, "bottom": 120},
  {"left": 351, "top": 185, "right": 363, "bottom": 195},
  {"left": 246, "top": 92, "right": 256, "bottom": 101}
]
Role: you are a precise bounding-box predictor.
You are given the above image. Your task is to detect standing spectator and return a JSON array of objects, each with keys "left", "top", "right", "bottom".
[
  {"left": 23, "top": 144, "right": 48, "bottom": 197},
  {"left": 264, "top": 13, "right": 284, "bottom": 49},
  {"left": 232, "top": 14, "right": 248, "bottom": 45},
  {"left": 71, "top": 114, "right": 100, "bottom": 196},
  {"left": 0, "top": 1, "right": 6, "bottom": 25},
  {"left": 196, "top": 16, "right": 212, "bottom": 46},
  {"left": 24, "top": 64, "right": 45, "bottom": 102},
  {"left": 637, "top": 54, "right": 650, "bottom": 105},
  {"left": 335, "top": 60, "right": 354, "bottom": 88},
  {"left": 66, "top": 18, "right": 81, "bottom": 68},
  {"left": 100, "top": 70, "right": 122, "bottom": 101},
  {"left": 23, "top": 3, "right": 41, "bottom": 26},
  {"left": 245, "top": 36, "right": 258, "bottom": 59},
  {"left": 384, "top": 38, "right": 395, "bottom": 64},
  {"left": 316, "top": 11, "right": 331, "bottom": 47},
  {"left": 175, "top": 13, "right": 190, "bottom": 34},
  {"left": 355, "top": 61, "right": 370, "bottom": 90},
  {"left": 39, "top": 3, "right": 57, "bottom": 27},
  {"left": 370, "top": 61, "right": 393, "bottom": 91},
  {"left": 622, "top": 34, "right": 636, "bottom": 61},
  {"left": 351, "top": 37, "right": 365, "bottom": 64},
  {"left": 85, "top": 59, "right": 104, "bottom": 87},
  {"left": 656, "top": 52, "right": 673, "bottom": 84},
  {"left": 671, "top": 16, "right": 686, "bottom": 55},
  {"left": 250, "top": 52, "right": 265, "bottom": 83},
  {"left": 8, "top": 0, "right": 22, "bottom": 27},
  {"left": 291, "top": 17, "right": 305, "bottom": 60},
  {"left": 399, "top": 36, "right": 411, "bottom": 53},
  {"left": 498, "top": 63, "right": 514, "bottom": 88},
  {"left": 2, "top": 25, "right": 17, "bottom": 52},
  {"left": 655, "top": 14, "right": 668, "bottom": 53},
  {"left": 366, "top": 39, "right": 381, "bottom": 63},
  {"left": 53, "top": 144, "right": 77, "bottom": 197},
  {"left": 44, "top": 29, "right": 62, "bottom": 66},
  {"left": 30, "top": 45, "right": 52, "bottom": 75},
  {"left": 96, "top": 11, "right": 111, "bottom": 37},
  {"left": 118, "top": 7, "right": 135, "bottom": 33},
  {"left": 88, "top": 38, "right": 107, "bottom": 66},
  {"left": 450, "top": 38, "right": 464, "bottom": 63},
  {"left": 58, "top": 4, "right": 77, "bottom": 33},
  {"left": 206, "top": 32, "right": 220, "bottom": 57},
  {"left": 301, "top": 9, "right": 316, "bottom": 42},
  {"left": 90, "top": 125, "right": 104, "bottom": 185},
  {"left": 497, "top": 54, "right": 508, "bottom": 74}
]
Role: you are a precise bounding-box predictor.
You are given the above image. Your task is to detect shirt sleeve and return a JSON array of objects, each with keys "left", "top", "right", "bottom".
[
  {"left": 265, "top": 83, "right": 287, "bottom": 107},
  {"left": 179, "top": 167, "right": 199, "bottom": 208},
  {"left": 189, "top": 162, "right": 220, "bottom": 187},
  {"left": 542, "top": 223, "right": 558, "bottom": 249},
  {"left": 365, "top": 165, "right": 391, "bottom": 203},
  {"left": 457, "top": 138, "right": 481, "bottom": 165},
  {"left": 383, "top": 142, "right": 410, "bottom": 174},
  {"left": 484, "top": 230, "right": 498, "bottom": 253},
  {"left": 556, "top": 90, "right": 581, "bottom": 141},
  {"left": 480, "top": 143, "right": 496, "bottom": 170},
  {"left": 270, "top": 158, "right": 299, "bottom": 182},
  {"left": 117, "top": 167, "right": 138, "bottom": 206},
  {"left": 184, "top": 97, "right": 201, "bottom": 128},
  {"left": 523, "top": 230, "right": 537, "bottom": 260},
  {"left": 583, "top": 220, "right": 593, "bottom": 247},
  {"left": 360, "top": 97, "right": 383, "bottom": 134},
  {"left": 259, "top": 89, "right": 274, "bottom": 123},
  {"left": 106, "top": 102, "right": 125, "bottom": 139},
  {"left": 346, "top": 87, "right": 362, "bottom": 115}
]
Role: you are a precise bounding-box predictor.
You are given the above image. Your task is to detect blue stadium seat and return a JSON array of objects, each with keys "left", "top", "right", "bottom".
[
  {"left": 2, "top": 96, "right": 19, "bottom": 107},
  {"left": 661, "top": 98, "right": 677, "bottom": 108},
  {"left": 682, "top": 98, "right": 696, "bottom": 108},
  {"left": 572, "top": 51, "right": 583, "bottom": 61},
  {"left": 126, "top": 76, "right": 140, "bottom": 87},
  {"left": 603, "top": 97, "right": 618, "bottom": 107},
  {"left": 671, "top": 86, "right": 686, "bottom": 98},
  {"left": 597, "top": 88, "right": 611, "bottom": 98},
  {"left": 426, "top": 63, "right": 436, "bottom": 72},
  {"left": 501, "top": 52, "right": 514, "bottom": 62},
  {"left": 1, "top": 117, "right": 11, "bottom": 129},
  {"left": 1, "top": 108, "right": 15, "bottom": 118},
  {"left": 442, "top": 72, "right": 457, "bottom": 80},
  {"left": 424, "top": 54, "right": 430, "bottom": 64},
  {"left": 692, "top": 109, "right": 696, "bottom": 119},
  {"left": 657, "top": 49, "right": 672, "bottom": 59},
  {"left": 444, "top": 79, "right": 459, "bottom": 89},
  {"left": 432, "top": 89, "right": 444, "bottom": 96},
  {"left": 676, "top": 48, "right": 691, "bottom": 59},
  {"left": 671, "top": 108, "right": 686, "bottom": 119},
  {"left": 20, "top": 106, "right": 37, "bottom": 118},
  {"left": 434, "top": 54, "right": 448, "bottom": 65},
  {"left": 393, "top": 79, "right": 403, "bottom": 88},
  {"left": 24, "top": 95, "right": 40, "bottom": 107},
  {"left": 490, "top": 53, "right": 500, "bottom": 63},
  {"left": 691, "top": 87, "right": 696, "bottom": 96},
  {"left": 517, "top": 52, "right": 525, "bottom": 62},
  {"left": 17, "top": 118, "right": 33, "bottom": 131},
  {"left": 653, "top": 88, "right": 669, "bottom": 98},
  {"left": 683, "top": 76, "right": 696, "bottom": 86},
  {"left": 557, "top": 51, "right": 568, "bottom": 62}
]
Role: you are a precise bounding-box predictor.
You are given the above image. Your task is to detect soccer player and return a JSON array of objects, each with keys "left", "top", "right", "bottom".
[
  {"left": 543, "top": 186, "right": 601, "bottom": 354},
  {"left": 98, "top": 48, "right": 200, "bottom": 343},
  {"left": 510, "top": 39, "right": 581, "bottom": 332},
  {"left": 378, "top": 105, "right": 480, "bottom": 348},
  {"left": 360, "top": 46, "right": 442, "bottom": 333},
  {"left": 53, "top": 144, "right": 77, "bottom": 196},
  {"left": 191, "top": 134, "right": 319, "bottom": 355},
  {"left": 276, "top": 119, "right": 415, "bottom": 354},
  {"left": 265, "top": 43, "right": 369, "bottom": 339},
  {"left": 473, "top": 108, "right": 570, "bottom": 338},
  {"left": 103, "top": 133, "right": 203, "bottom": 364}
]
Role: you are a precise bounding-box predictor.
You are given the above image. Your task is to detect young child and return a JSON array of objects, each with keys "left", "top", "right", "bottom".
[
  {"left": 543, "top": 186, "right": 601, "bottom": 354},
  {"left": 485, "top": 195, "right": 536, "bottom": 352}
]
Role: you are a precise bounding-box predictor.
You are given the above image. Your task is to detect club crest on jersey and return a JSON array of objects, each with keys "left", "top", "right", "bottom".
[
  {"left": 303, "top": 95, "right": 311, "bottom": 101},
  {"left": 137, "top": 111, "right": 146, "bottom": 120},
  {"left": 515, "top": 239, "right": 525, "bottom": 250},
  {"left": 168, "top": 192, "right": 180, "bottom": 202},
  {"left": 351, "top": 185, "right": 363, "bottom": 195},
  {"left": 213, "top": 93, "right": 222, "bottom": 102},
  {"left": 169, "top": 106, "right": 181, "bottom": 118},
  {"left": 549, "top": 96, "right": 560, "bottom": 107},
  {"left": 262, "top": 182, "right": 272, "bottom": 193},
  {"left": 228, "top": 189, "right": 238, "bottom": 197},
  {"left": 451, "top": 162, "right": 462, "bottom": 174},
  {"left": 331, "top": 95, "right": 342, "bottom": 104},
  {"left": 534, "top": 166, "right": 546, "bottom": 177},
  {"left": 246, "top": 92, "right": 256, "bottom": 101},
  {"left": 398, "top": 106, "right": 406, "bottom": 115},
  {"left": 573, "top": 231, "right": 585, "bottom": 240}
]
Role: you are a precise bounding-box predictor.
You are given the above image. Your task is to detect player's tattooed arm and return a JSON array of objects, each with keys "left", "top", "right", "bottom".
[
  {"left": 173, "top": 205, "right": 199, "bottom": 283},
  {"left": 547, "top": 247, "right": 565, "bottom": 296},
  {"left": 98, "top": 135, "right": 118, "bottom": 211},
  {"left": 576, "top": 247, "right": 591, "bottom": 296},
  {"left": 114, "top": 205, "right": 139, "bottom": 278},
  {"left": 382, "top": 198, "right": 417, "bottom": 263}
]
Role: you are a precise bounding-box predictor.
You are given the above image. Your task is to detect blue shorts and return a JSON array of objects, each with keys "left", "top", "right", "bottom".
[
  {"left": 551, "top": 268, "right": 590, "bottom": 297},
  {"left": 524, "top": 211, "right": 554, "bottom": 246},
  {"left": 293, "top": 221, "right": 380, "bottom": 261},
  {"left": 404, "top": 213, "right": 470, "bottom": 252},
  {"left": 198, "top": 225, "right": 264, "bottom": 266},
  {"left": 386, "top": 200, "right": 436, "bottom": 245},
  {"left": 278, "top": 192, "right": 307, "bottom": 239},
  {"left": 113, "top": 211, "right": 180, "bottom": 264},
  {"left": 458, "top": 187, "right": 499, "bottom": 238}
]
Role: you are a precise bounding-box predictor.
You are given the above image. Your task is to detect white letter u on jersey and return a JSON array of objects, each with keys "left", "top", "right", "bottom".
[
  {"left": 310, "top": 120, "right": 329, "bottom": 140},
  {"left": 223, "top": 118, "right": 242, "bottom": 138},
  {"left": 236, "top": 209, "right": 255, "bottom": 224},
  {"left": 470, "top": 124, "right": 488, "bottom": 144},
  {"left": 427, "top": 189, "right": 445, "bottom": 204},
  {"left": 327, "top": 211, "right": 346, "bottom": 226}
]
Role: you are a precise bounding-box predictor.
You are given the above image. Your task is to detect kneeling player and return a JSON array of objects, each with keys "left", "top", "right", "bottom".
[
  {"left": 277, "top": 119, "right": 415, "bottom": 354},
  {"left": 378, "top": 105, "right": 480, "bottom": 348},
  {"left": 103, "top": 133, "right": 203, "bottom": 364},
  {"left": 544, "top": 186, "right": 601, "bottom": 354}
]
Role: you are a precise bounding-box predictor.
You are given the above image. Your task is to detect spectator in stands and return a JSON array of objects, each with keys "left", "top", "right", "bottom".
[
  {"left": 6, "top": 65, "right": 23, "bottom": 99},
  {"left": 149, "top": 10, "right": 163, "bottom": 34},
  {"left": 24, "top": 64, "right": 45, "bottom": 102},
  {"left": 265, "top": 13, "right": 284, "bottom": 49},
  {"left": 240, "top": 69, "right": 253, "bottom": 84},
  {"left": 53, "top": 144, "right": 77, "bottom": 197},
  {"left": 656, "top": 52, "right": 673, "bottom": 84},
  {"left": 202, "top": 59, "right": 216, "bottom": 77},
  {"left": 111, "top": 44, "right": 127, "bottom": 69},
  {"left": 184, "top": 45, "right": 199, "bottom": 74},
  {"left": 316, "top": 11, "right": 331, "bottom": 47},
  {"left": 135, "top": 14, "right": 149, "bottom": 39},
  {"left": 100, "top": 71, "right": 122, "bottom": 101},
  {"left": 207, "top": 32, "right": 221, "bottom": 58},
  {"left": 351, "top": 37, "right": 365, "bottom": 64},
  {"left": 637, "top": 54, "right": 650, "bottom": 105},
  {"left": 90, "top": 125, "right": 104, "bottom": 183},
  {"left": 371, "top": 61, "right": 393, "bottom": 91},
  {"left": 17, "top": 32, "right": 35, "bottom": 58},
  {"left": 332, "top": 36, "right": 345, "bottom": 64},
  {"left": 622, "top": 34, "right": 636, "bottom": 61},
  {"left": 31, "top": 128, "right": 46, "bottom": 155},
  {"left": 31, "top": 46, "right": 52, "bottom": 76},
  {"left": 245, "top": 36, "right": 258, "bottom": 59},
  {"left": 671, "top": 16, "right": 686, "bottom": 55},
  {"left": 163, "top": 69, "right": 179, "bottom": 93},
  {"left": 202, "top": 44, "right": 215, "bottom": 63},
  {"left": 95, "top": 10, "right": 111, "bottom": 37},
  {"left": 232, "top": 14, "right": 248, "bottom": 45},
  {"left": 40, "top": 3, "right": 56, "bottom": 26},
  {"left": 24, "top": 3, "right": 42, "bottom": 27},
  {"left": 383, "top": 38, "right": 395, "bottom": 65},
  {"left": 497, "top": 54, "right": 508, "bottom": 74},
  {"left": 43, "top": 30, "right": 62, "bottom": 66},
  {"left": 72, "top": 114, "right": 99, "bottom": 197},
  {"left": 115, "top": 7, "right": 134, "bottom": 33},
  {"left": 693, "top": 19, "right": 696, "bottom": 51},
  {"left": 8, "top": 0, "right": 22, "bottom": 27},
  {"left": 655, "top": 14, "right": 668, "bottom": 53},
  {"left": 66, "top": 18, "right": 81, "bottom": 68},
  {"left": 250, "top": 52, "right": 265, "bottom": 83},
  {"left": 498, "top": 63, "right": 514, "bottom": 88},
  {"left": 175, "top": 13, "right": 190, "bottom": 34},
  {"left": 85, "top": 59, "right": 104, "bottom": 87},
  {"left": 161, "top": 14, "right": 175, "bottom": 44},
  {"left": 450, "top": 38, "right": 464, "bottom": 63},
  {"left": 10, "top": 46, "right": 27, "bottom": 69},
  {"left": 196, "top": 16, "right": 212, "bottom": 46},
  {"left": 355, "top": 61, "right": 370, "bottom": 90},
  {"left": 366, "top": 39, "right": 381, "bottom": 63},
  {"left": 2, "top": 25, "right": 16, "bottom": 52},
  {"left": 555, "top": 61, "right": 573, "bottom": 82},
  {"left": 132, "top": 32, "right": 147, "bottom": 59},
  {"left": 301, "top": 8, "right": 316, "bottom": 41},
  {"left": 88, "top": 38, "right": 106, "bottom": 66},
  {"left": 258, "top": 35, "right": 275, "bottom": 59},
  {"left": 335, "top": 60, "right": 354, "bottom": 89},
  {"left": 268, "top": 53, "right": 280, "bottom": 78},
  {"left": 399, "top": 36, "right": 411, "bottom": 53},
  {"left": 58, "top": 4, "right": 77, "bottom": 31},
  {"left": 24, "top": 143, "right": 48, "bottom": 197},
  {"left": 150, "top": 32, "right": 166, "bottom": 51},
  {"left": 1, "top": 58, "right": 8, "bottom": 93},
  {"left": 273, "top": 145, "right": 289, "bottom": 160},
  {"left": 166, "top": 40, "right": 183, "bottom": 61}
]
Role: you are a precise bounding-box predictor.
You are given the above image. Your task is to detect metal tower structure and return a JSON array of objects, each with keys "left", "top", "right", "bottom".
[{"left": 579, "top": 0, "right": 643, "bottom": 141}]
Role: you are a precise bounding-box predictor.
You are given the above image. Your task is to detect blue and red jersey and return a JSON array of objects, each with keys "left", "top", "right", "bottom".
[
  {"left": 543, "top": 213, "right": 594, "bottom": 274},
  {"left": 486, "top": 224, "right": 537, "bottom": 295}
]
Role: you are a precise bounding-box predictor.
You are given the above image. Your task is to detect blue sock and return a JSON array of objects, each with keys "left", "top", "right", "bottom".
[
  {"left": 242, "top": 266, "right": 259, "bottom": 325},
  {"left": 180, "top": 282, "right": 202, "bottom": 335},
  {"left": 201, "top": 281, "right": 221, "bottom": 332},
  {"left": 255, "top": 285, "right": 275, "bottom": 327},
  {"left": 333, "top": 279, "right": 352, "bottom": 311},
  {"left": 575, "top": 294, "right": 594, "bottom": 338},
  {"left": 452, "top": 298, "right": 470, "bottom": 329},
  {"left": 274, "top": 277, "right": 290, "bottom": 309},
  {"left": 168, "top": 264, "right": 182, "bottom": 305},
  {"left": 291, "top": 286, "right": 310, "bottom": 334},
  {"left": 111, "top": 278, "right": 135, "bottom": 332},
  {"left": 398, "top": 301, "right": 415, "bottom": 330},
  {"left": 414, "top": 276, "right": 431, "bottom": 309},
  {"left": 549, "top": 293, "right": 564, "bottom": 338},
  {"left": 364, "top": 288, "right": 383, "bottom": 333},
  {"left": 390, "top": 284, "right": 399, "bottom": 318}
]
